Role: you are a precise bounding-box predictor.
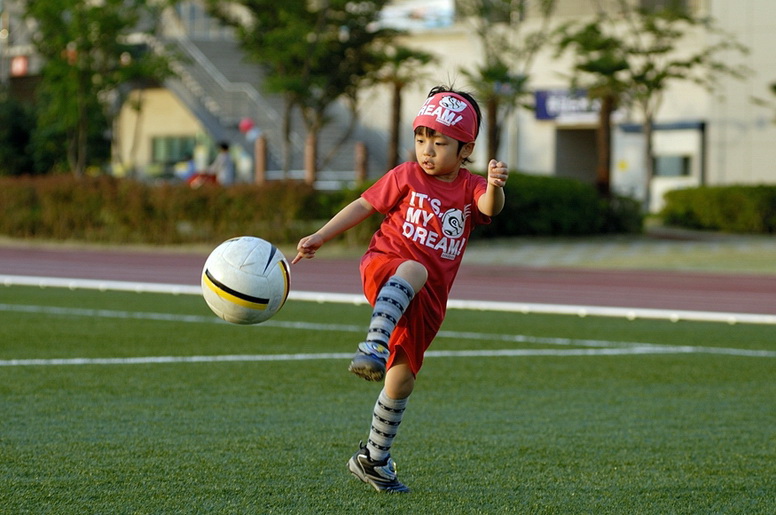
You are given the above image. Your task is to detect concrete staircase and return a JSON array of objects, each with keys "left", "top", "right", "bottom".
[{"left": 158, "top": 2, "right": 388, "bottom": 184}]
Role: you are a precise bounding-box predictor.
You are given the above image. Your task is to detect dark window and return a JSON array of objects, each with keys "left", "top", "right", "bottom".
[
  {"left": 640, "top": 0, "right": 689, "bottom": 14},
  {"left": 653, "top": 155, "right": 691, "bottom": 177},
  {"left": 151, "top": 136, "right": 197, "bottom": 165}
]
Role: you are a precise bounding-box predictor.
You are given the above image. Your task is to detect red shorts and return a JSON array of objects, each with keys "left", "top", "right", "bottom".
[{"left": 360, "top": 254, "right": 446, "bottom": 376}]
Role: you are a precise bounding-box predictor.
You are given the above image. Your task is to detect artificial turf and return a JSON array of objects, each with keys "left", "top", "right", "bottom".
[{"left": 1, "top": 286, "right": 773, "bottom": 513}]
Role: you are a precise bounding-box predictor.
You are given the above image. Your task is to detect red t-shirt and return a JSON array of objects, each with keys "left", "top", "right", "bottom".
[
  {"left": 359, "top": 162, "right": 490, "bottom": 373},
  {"left": 362, "top": 161, "right": 490, "bottom": 297}
]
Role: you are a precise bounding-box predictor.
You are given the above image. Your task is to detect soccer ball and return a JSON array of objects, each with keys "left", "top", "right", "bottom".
[{"left": 201, "top": 236, "right": 291, "bottom": 325}]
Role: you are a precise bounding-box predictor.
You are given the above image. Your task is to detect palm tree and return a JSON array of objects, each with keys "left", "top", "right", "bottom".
[{"left": 376, "top": 45, "right": 434, "bottom": 170}]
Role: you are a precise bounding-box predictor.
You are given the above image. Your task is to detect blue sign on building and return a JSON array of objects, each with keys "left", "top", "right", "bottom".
[{"left": 534, "top": 89, "right": 599, "bottom": 120}]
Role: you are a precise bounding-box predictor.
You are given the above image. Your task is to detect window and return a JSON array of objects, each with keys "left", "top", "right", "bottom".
[
  {"left": 653, "top": 155, "right": 691, "bottom": 177},
  {"left": 640, "top": 0, "right": 689, "bottom": 14},
  {"left": 151, "top": 136, "right": 197, "bottom": 165}
]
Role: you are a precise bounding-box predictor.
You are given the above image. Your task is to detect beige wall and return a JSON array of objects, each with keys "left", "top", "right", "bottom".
[
  {"left": 706, "top": 0, "right": 776, "bottom": 184},
  {"left": 114, "top": 88, "right": 208, "bottom": 177},
  {"left": 358, "top": 0, "right": 776, "bottom": 199}
]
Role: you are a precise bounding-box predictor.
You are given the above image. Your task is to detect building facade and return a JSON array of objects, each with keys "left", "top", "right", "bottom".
[
  {"left": 4, "top": 0, "right": 775, "bottom": 211},
  {"left": 361, "top": 0, "right": 776, "bottom": 211}
]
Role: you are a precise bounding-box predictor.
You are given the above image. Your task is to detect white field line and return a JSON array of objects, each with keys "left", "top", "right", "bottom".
[
  {"left": 1, "top": 346, "right": 774, "bottom": 368},
  {"left": 2, "top": 274, "right": 776, "bottom": 325},
  {"left": 0, "top": 303, "right": 774, "bottom": 367},
  {"left": 0, "top": 302, "right": 648, "bottom": 349}
]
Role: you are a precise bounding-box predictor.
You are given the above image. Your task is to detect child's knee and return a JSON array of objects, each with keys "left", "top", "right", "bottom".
[{"left": 395, "top": 260, "right": 427, "bottom": 292}]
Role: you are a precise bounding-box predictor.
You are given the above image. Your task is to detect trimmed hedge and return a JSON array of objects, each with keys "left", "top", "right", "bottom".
[
  {"left": 0, "top": 173, "right": 642, "bottom": 246},
  {"left": 661, "top": 185, "right": 776, "bottom": 234},
  {"left": 477, "top": 173, "right": 643, "bottom": 238},
  {"left": 0, "top": 175, "right": 331, "bottom": 244}
]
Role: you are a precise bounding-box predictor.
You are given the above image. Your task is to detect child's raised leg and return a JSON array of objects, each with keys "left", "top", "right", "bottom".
[{"left": 348, "top": 260, "right": 427, "bottom": 381}]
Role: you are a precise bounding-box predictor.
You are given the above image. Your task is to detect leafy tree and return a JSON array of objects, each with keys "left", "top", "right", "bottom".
[
  {"left": 556, "top": 0, "right": 748, "bottom": 206},
  {"left": 206, "top": 1, "right": 395, "bottom": 183},
  {"left": 555, "top": 19, "right": 629, "bottom": 197},
  {"left": 374, "top": 44, "right": 434, "bottom": 169},
  {"left": 620, "top": 2, "right": 748, "bottom": 209},
  {"left": 23, "top": 0, "right": 172, "bottom": 177},
  {"left": 457, "top": 0, "right": 558, "bottom": 160}
]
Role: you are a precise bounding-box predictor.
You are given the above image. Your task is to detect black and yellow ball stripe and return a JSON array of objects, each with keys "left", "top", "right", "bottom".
[
  {"left": 276, "top": 259, "right": 291, "bottom": 307},
  {"left": 202, "top": 268, "right": 271, "bottom": 311}
]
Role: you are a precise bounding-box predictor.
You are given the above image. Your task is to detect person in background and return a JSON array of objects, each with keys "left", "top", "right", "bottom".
[{"left": 209, "top": 142, "right": 236, "bottom": 186}]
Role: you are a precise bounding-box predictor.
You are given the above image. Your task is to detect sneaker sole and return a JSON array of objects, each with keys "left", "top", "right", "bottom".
[
  {"left": 347, "top": 457, "right": 369, "bottom": 484},
  {"left": 347, "top": 457, "right": 410, "bottom": 493},
  {"left": 348, "top": 362, "right": 385, "bottom": 381}
]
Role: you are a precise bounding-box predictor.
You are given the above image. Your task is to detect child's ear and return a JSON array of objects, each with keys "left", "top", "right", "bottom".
[{"left": 460, "top": 142, "right": 475, "bottom": 159}]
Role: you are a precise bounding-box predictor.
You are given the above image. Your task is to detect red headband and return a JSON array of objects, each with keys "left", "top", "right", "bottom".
[{"left": 413, "top": 92, "right": 478, "bottom": 143}]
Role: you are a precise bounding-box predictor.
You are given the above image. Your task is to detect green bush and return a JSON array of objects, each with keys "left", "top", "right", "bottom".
[
  {"left": 661, "top": 185, "right": 776, "bottom": 234},
  {"left": 0, "top": 176, "right": 320, "bottom": 244},
  {"left": 475, "top": 173, "right": 643, "bottom": 238},
  {"left": 0, "top": 173, "right": 643, "bottom": 246}
]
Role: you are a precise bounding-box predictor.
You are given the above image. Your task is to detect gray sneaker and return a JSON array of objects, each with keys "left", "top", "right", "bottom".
[
  {"left": 348, "top": 342, "right": 389, "bottom": 381},
  {"left": 347, "top": 443, "right": 410, "bottom": 493}
]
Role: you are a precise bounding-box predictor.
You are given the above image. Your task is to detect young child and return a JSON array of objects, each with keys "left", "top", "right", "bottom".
[{"left": 292, "top": 85, "right": 509, "bottom": 493}]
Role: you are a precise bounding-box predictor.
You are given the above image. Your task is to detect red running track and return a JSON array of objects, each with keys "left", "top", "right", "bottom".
[{"left": 2, "top": 245, "right": 775, "bottom": 315}]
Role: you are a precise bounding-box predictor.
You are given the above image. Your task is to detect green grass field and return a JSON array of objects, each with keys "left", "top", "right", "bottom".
[{"left": 1, "top": 286, "right": 774, "bottom": 514}]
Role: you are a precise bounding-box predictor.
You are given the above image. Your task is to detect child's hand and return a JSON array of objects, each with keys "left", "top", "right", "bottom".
[
  {"left": 292, "top": 233, "right": 324, "bottom": 264},
  {"left": 488, "top": 159, "right": 509, "bottom": 188}
]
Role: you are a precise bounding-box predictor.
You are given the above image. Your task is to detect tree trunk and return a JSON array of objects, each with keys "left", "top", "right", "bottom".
[
  {"left": 643, "top": 116, "right": 655, "bottom": 212},
  {"left": 76, "top": 113, "right": 88, "bottom": 177},
  {"left": 388, "top": 82, "right": 402, "bottom": 170},
  {"left": 304, "top": 132, "right": 317, "bottom": 186},
  {"left": 595, "top": 94, "right": 615, "bottom": 197},
  {"left": 254, "top": 134, "right": 267, "bottom": 186},
  {"left": 355, "top": 141, "right": 368, "bottom": 183},
  {"left": 487, "top": 96, "right": 499, "bottom": 160},
  {"left": 72, "top": 71, "right": 89, "bottom": 178},
  {"left": 66, "top": 132, "right": 77, "bottom": 176},
  {"left": 282, "top": 99, "right": 293, "bottom": 178},
  {"left": 128, "top": 89, "right": 145, "bottom": 178}
]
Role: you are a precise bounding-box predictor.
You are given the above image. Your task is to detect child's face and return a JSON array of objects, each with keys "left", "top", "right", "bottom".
[{"left": 414, "top": 129, "right": 473, "bottom": 181}]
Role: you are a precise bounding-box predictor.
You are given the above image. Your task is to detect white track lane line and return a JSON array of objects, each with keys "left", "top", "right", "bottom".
[{"left": 2, "top": 274, "right": 775, "bottom": 325}]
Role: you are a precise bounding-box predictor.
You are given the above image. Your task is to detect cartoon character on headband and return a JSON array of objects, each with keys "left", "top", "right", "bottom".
[{"left": 414, "top": 91, "right": 480, "bottom": 143}]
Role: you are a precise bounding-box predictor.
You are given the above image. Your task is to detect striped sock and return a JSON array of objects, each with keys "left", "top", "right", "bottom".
[
  {"left": 366, "top": 276, "right": 414, "bottom": 348},
  {"left": 366, "top": 389, "right": 408, "bottom": 462}
]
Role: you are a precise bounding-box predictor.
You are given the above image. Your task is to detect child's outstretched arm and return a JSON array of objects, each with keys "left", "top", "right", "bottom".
[
  {"left": 478, "top": 159, "right": 508, "bottom": 217},
  {"left": 292, "top": 197, "right": 376, "bottom": 264}
]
